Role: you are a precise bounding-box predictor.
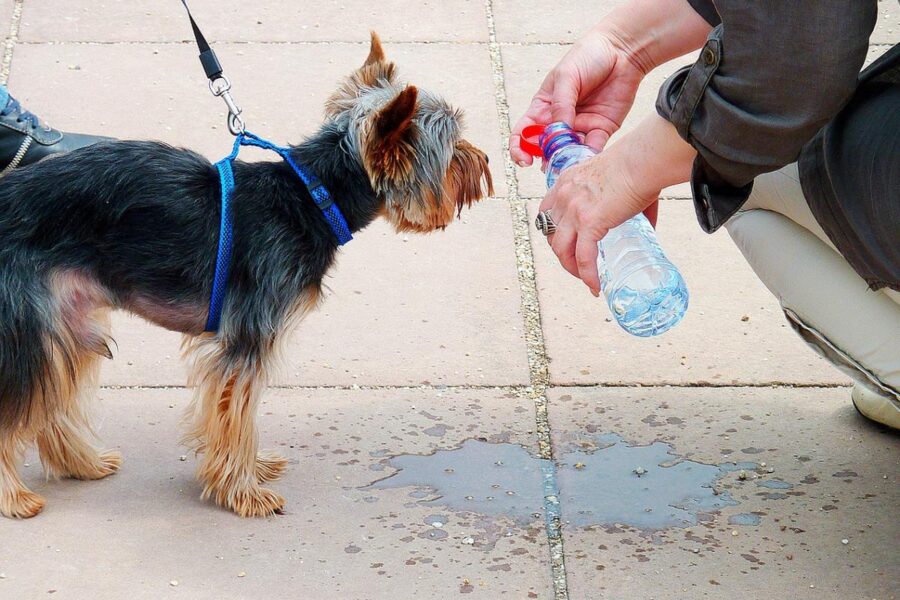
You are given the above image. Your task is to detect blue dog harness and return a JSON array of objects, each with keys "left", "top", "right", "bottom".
[{"left": 204, "top": 131, "right": 353, "bottom": 332}]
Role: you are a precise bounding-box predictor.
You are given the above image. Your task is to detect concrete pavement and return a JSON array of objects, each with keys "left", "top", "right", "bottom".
[{"left": 0, "top": 1, "right": 897, "bottom": 599}]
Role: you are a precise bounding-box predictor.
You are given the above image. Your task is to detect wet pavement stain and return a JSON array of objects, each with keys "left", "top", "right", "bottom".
[
  {"left": 365, "top": 433, "right": 753, "bottom": 531},
  {"left": 557, "top": 434, "right": 737, "bottom": 529},
  {"left": 728, "top": 513, "right": 763, "bottom": 526},
  {"left": 756, "top": 479, "right": 793, "bottom": 490},
  {"left": 367, "top": 439, "right": 550, "bottom": 525}
]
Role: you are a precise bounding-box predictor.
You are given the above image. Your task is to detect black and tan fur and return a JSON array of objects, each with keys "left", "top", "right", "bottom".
[{"left": 0, "top": 34, "right": 492, "bottom": 519}]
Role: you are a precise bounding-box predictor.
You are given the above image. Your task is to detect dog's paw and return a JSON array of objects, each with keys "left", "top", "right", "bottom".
[
  {"left": 70, "top": 450, "right": 123, "bottom": 481},
  {"left": 232, "top": 487, "right": 286, "bottom": 518},
  {"left": 256, "top": 451, "right": 288, "bottom": 483},
  {"left": 1, "top": 489, "right": 46, "bottom": 519}
]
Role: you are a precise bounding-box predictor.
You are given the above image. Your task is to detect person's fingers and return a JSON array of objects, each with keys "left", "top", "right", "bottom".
[
  {"left": 549, "top": 222, "right": 579, "bottom": 279},
  {"left": 583, "top": 129, "right": 611, "bottom": 152},
  {"left": 510, "top": 111, "right": 538, "bottom": 165},
  {"left": 510, "top": 97, "right": 552, "bottom": 165},
  {"left": 539, "top": 183, "right": 574, "bottom": 219},
  {"left": 509, "top": 134, "right": 534, "bottom": 167},
  {"left": 575, "top": 232, "right": 602, "bottom": 296},
  {"left": 573, "top": 108, "right": 619, "bottom": 151},
  {"left": 538, "top": 185, "right": 559, "bottom": 214},
  {"left": 549, "top": 71, "right": 579, "bottom": 126}
]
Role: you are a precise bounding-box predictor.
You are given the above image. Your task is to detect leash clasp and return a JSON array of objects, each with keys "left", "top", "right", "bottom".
[{"left": 208, "top": 75, "right": 246, "bottom": 136}]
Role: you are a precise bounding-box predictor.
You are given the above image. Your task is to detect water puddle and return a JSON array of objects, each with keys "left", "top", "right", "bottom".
[
  {"left": 367, "top": 434, "right": 746, "bottom": 531},
  {"left": 368, "top": 439, "right": 550, "bottom": 525},
  {"left": 557, "top": 435, "right": 737, "bottom": 528}
]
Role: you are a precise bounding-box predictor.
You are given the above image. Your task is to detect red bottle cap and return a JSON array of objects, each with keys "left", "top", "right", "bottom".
[{"left": 519, "top": 124, "right": 546, "bottom": 157}]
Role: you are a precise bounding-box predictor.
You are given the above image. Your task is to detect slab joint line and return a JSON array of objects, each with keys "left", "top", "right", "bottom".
[
  {"left": 1, "top": 0, "right": 23, "bottom": 85},
  {"left": 484, "top": 1, "right": 567, "bottom": 598}
]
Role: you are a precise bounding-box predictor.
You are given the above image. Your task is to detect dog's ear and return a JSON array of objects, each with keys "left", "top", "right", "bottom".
[
  {"left": 363, "top": 31, "right": 387, "bottom": 67},
  {"left": 373, "top": 85, "right": 417, "bottom": 148},
  {"left": 358, "top": 32, "right": 396, "bottom": 83},
  {"left": 446, "top": 140, "right": 494, "bottom": 216},
  {"left": 363, "top": 86, "right": 418, "bottom": 191},
  {"left": 325, "top": 32, "right": 397, "bottom": 117}
]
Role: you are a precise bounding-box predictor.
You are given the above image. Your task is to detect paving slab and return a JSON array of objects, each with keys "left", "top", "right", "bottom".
[
  {"left": 10, "top": 42, "right": 525, "bottom": 387},
  {"left": 868, "top": 42, "right": 896, "bottom": 67},
  {"left": 527, "top": 199, "right": 851, "bottom": 386},
  {"left": 875, "top": 0, "right": 900, "bottom": 44},
  {"left": 495, "top": 0, "right": 899, "bottom": 45},
  {"left": 18, "top": 0, "right": 488, "bottom": 43},
  {"left": 502, "top": 44, "right": 696, "bottom": 199},
  {"left": 493, "top": 0, "right": 625, "bottom": 44},
  {"left": 8, "top": 41, "right": 507, "bottom": 195},
  {"left": 0, "top": 387, "right": 553, "bottom": 599},
  {"left": 0, "top": 0, "right": 12, "bottom": 41},
  {"left": 548, "top": 386, "right": 900, "bottom": 600}
]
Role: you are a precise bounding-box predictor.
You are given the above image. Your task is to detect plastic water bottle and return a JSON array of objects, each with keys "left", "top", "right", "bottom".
[{"left": 529, "top": 122, "right": 689, "bottom": 337}]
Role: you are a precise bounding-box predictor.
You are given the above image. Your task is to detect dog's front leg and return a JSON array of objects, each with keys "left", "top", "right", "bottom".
[{"left": 182, "top": 336, "right": 285, "bottom": 517}]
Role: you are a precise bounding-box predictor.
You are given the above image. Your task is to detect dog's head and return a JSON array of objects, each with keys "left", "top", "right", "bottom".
[{"left": 326, "top": 33, "right": 493, "bottom": 233}]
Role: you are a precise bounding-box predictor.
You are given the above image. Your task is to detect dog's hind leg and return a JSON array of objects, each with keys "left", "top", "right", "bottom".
[
  {"left": 34, "top": 331, "right": 123, "bottom": 481},
  {"left": 182, "top": 335, "right": 285, "bottom": 517},
  {"left": 35, "top": 275, "right": 121, "bottom": 482}
]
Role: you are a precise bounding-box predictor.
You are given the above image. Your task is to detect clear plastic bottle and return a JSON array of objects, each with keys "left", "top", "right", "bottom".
[{"left": 537, "top": 122, "right": 689, "bottom": 337}]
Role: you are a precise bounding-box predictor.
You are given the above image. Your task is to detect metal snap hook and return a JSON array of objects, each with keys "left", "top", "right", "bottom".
[
  {"left": 228, "top": 112, "right": 246, "bottom": 136},
  {"left": 208, "top": 75, "right": 232, "bottom": 97}
]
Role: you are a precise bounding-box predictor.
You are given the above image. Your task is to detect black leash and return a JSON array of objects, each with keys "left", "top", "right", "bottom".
[{"left": 179, "top": 0, "right": 245, "bottom": 134}]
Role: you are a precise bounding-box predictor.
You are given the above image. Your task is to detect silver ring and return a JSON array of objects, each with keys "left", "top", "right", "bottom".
[{"left": 535, "top": 210, "right": 556, "bottom": 236}]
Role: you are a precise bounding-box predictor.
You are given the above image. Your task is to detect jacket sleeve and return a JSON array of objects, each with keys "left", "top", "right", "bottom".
[
  {"left": 656, "top": 1, "right": 876, "bottom": 232},
  {"left": 684, "top": 0, "right": 719, "bottom": 26}
]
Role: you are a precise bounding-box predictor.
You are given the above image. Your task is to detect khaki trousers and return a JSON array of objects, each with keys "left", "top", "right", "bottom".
[{"left": 725, "top": 164, "right": 899, "bottom": 399}]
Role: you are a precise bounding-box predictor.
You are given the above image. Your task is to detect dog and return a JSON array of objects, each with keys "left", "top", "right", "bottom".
[{"left": 0, "top": 33, "right": 492, "bottom": 518}]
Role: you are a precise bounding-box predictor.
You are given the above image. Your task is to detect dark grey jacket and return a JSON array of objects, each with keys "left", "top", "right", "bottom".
[{"left": 656, "top": 0, "right": 898, "bottom": 292}]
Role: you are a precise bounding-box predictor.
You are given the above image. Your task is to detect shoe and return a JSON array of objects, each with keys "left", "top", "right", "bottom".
[
  {"left": 851, "top": 383, "right": 900, "bottom": 430},
  {"left": 0, "top": 93, "right": 112, "bottom": 175}
]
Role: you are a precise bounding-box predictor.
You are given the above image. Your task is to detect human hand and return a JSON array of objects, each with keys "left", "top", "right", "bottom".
[
  {"left": 510, "top": 29, "right": 647, "bottom": 166},
  {"left": 538, "top": 114, "right": 697, "bottom": 295},
  {"left": 540, "top": 153, "right": 659, "bottom": 295}
]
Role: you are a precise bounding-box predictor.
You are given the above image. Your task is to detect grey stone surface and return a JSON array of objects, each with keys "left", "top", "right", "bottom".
[
  {"left": 549, "top": 386, "right": 900, "bottom": 600},
  {"left": 19, "top": 1, "right": 489, "bottom": 42},
  {"left": 874, "top": 0, "right": 900, "bottom": 44},
  {"left": 0, "top": 387, "right": 553, "bottom": 600}
]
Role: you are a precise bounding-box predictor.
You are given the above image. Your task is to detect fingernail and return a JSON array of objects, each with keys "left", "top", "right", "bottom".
[{"left": 516, "top": 160, "right": 527, "bottom": 168}]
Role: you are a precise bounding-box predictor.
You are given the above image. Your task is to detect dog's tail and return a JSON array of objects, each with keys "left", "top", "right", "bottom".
[{"left": 0, "top": 265, "right": 56, "bottom": 433}]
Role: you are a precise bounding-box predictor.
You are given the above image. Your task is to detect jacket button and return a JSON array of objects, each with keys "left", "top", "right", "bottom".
[
  {"left": 700, "top": 184, "right": 711, "bottom": 209},
  {"left": 702, "top": 47, "right": 716, "bottom": 65}
]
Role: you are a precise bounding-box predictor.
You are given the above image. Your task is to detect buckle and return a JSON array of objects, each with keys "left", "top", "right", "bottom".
[{"left": 305, "top": 177, "right": 333, "bottom": 210}]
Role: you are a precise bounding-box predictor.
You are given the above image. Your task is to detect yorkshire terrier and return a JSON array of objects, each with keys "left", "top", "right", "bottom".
[{"left": 0, "top": 34, "right": 492, "bottom": 518}]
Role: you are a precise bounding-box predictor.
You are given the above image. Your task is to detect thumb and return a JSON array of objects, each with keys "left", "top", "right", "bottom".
[{"left": 549, "top": 71, "right": 579, "bottom": 126}]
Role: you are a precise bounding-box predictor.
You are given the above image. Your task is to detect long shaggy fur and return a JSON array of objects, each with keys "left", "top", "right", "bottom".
[{"left": 0, "top": 32, "right": 491, "bottom": 518}]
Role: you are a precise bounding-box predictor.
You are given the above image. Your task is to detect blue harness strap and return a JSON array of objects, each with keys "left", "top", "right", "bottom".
[{"left": 204, "top": 131, "right": 352, "bottom": 332}]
